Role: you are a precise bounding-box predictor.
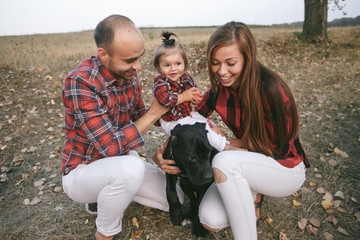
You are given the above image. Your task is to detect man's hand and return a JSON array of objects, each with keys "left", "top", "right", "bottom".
[{"left": 152, "top": 139, "right": 181, "bottom": 175}]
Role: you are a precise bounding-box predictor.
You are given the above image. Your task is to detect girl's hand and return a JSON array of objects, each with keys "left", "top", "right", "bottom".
[
  {"left": 152, "top": 139, "right": 181, "bottom": 175},
  {"left": 181, "top": 88, "right": 203, "bottom": 104}
]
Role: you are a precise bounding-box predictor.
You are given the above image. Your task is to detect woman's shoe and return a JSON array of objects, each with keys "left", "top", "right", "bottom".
[{"left": 254, "top": 193, "right": 263, "bottom": 225}]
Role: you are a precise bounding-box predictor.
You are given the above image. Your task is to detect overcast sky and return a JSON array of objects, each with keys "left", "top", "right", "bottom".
[{"left": 0, "top": 0, "right": 359, "bottom": 36}]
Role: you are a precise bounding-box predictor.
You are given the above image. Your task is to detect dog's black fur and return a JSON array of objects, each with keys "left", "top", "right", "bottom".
[{"left": 163, "top": 122, "right": 217, "bottom": 238}]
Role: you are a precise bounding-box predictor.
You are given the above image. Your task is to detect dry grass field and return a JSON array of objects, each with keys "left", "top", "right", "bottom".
[{"left": 0, "top": 26, "right": 359, "bottom": 240}]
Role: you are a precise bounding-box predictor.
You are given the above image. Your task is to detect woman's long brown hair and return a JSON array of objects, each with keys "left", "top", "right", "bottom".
[{"left": 207, "top": 22, "right": 299, "bottom": 156}]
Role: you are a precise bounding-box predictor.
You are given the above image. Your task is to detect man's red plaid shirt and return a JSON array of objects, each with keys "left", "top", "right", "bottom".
[{"left": 62, "top": 56, "right": 146, "bottom": 175}]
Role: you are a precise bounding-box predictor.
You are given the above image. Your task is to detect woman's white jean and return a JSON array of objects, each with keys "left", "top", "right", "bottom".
[
  {"left": 198, "top": 150, "right": 306, "bottom": 240},
  {"left": 62, "top": 151, "right": 183, "bottom": 237}
]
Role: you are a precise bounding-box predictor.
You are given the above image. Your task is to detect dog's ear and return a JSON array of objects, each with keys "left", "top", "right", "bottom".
[
  {"left": 171, "top": 124, "right": 182, "bottom": 135},
  {"left": 170, "top": 135, "right": 178, "bottom": 146},
  {"left": 164, "top": 136, "right": 177, "bottom": 159},
  {"left": 194, "top": 122, "right": 208, "bottom": 133},
  {"left": 194, "top": 122, "right": 206, "bottom": 130}
]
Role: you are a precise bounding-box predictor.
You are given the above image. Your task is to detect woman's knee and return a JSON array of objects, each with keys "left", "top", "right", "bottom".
[{"left": 212, "top": 152, "right": 234, "bottom": 183}]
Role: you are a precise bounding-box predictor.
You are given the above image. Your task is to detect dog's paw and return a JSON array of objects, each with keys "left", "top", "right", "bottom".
[
  {"left": 170, "top": 208, "right": 183, "bottom": 226},
  {"left": 181, "top": 218, "right": 192, "bottom": 227},
  {"left": 192, "top": 222, "right": 209, "bottom": 239}
]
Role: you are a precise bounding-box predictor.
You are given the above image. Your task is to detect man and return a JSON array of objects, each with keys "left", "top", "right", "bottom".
[{"left": 61, "top": 15, "right": 180, "bottom": 240}]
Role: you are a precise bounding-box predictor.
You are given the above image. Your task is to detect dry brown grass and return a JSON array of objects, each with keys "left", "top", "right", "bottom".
[{"left": 0, "top": 26, "right": 359, "bottom": 240}]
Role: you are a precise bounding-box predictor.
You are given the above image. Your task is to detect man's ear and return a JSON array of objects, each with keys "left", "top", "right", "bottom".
[{"left": 98, "top": 47, "right": 109, "bottom": 64}]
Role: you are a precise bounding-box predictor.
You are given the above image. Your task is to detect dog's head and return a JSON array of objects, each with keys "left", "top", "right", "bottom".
[{"left": 164, "top": 122, "right": 215, "bottom": 185}]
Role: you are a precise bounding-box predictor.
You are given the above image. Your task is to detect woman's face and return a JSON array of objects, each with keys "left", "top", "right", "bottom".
[{"left": 210, "top": 43, "right": 244, "bottom": 90}]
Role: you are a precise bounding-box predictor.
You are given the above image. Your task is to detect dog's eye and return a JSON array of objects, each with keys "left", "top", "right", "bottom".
[{"left": 188, "top": 155, "right": 196, "bottom": 162}]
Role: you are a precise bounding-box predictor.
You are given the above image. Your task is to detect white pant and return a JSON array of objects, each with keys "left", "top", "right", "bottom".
[
  {"left": 160, "top": 111, "right": 227, "bottom": 151},
  {"left": 199, "top": 150, "right": 306, "bottom": 240},
  {"left": 62, "top": 151, "right": 184, "bottom": 237}
]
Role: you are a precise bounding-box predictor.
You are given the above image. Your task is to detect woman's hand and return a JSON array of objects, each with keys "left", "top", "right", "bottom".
[
  {"left": 207, "top": 118, "right": 226, "bottom": 137},
  {"left": 152, "top": 139, "right": 181, "bottom": 175}
]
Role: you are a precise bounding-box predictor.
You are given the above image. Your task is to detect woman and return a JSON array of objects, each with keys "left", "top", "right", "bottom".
[{"left": 153, "top": 21, "right": 309, "bottom": 239}]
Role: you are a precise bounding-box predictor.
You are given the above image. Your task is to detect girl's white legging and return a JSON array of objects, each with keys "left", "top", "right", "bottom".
[
  {"left": 159, "top": 111, "right": 227, "bottom": 151},
  {"left": 62, "top": 151, "right": 183, "bottom": 237},
  {"left": 198, "top": 150, "right": 306, "bottom": 240}
]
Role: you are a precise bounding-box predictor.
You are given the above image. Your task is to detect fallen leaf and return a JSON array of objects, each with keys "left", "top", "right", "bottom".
[
  {"left": 292, "top": 199, "right": 302, "bottom": 207},
  {"left": 309, "top": 217, "right": 321, "bottom": 228},
  {"left": 334, "top": 191, "right": 344, "bottom": 199},
  {"left": 324, "top": 232, "right": 334, "bottom": 240},
  {"left": 23, "top": 198, "right": 30, "bottom": 205},
  {"left": 306, "top": 225, "right": 318, "bottom": 236},
  {"left": 334, "top": 148, "right": 349, "bottom": 158},
  {"left": 337, "top": 226, "right": 349, "bottom": 236},
  {"left": 333, "top": 200, "right": 341, "bottom": 208},
  {"left": 323, "top": 192, "right": 333, "bottom": 201},
  {"left": 265, "top": 214, "right": 273, "bottom": 224},
  {"left": 279, "top": 232, "right": 289, "bottom": 240},
  {"left": 322, "top": 199, "right": 332, "bottom": 209},
  {"left": 132, "top": 217, "right": 139, "bottom": 229},
  {"left": 54, "top": 186, "right": 62, "bottom": 193},
  {"left": 328, "top": 159, "right": 338, "bottom": 166},
  {"left": 351, "top": 197, "right": 358, "bottom": 203},
  {"left": 298, "top": 218, "right": 307, "bottom": 230},
  {"left": 30, "top": 197, "right": 41, "bottom": 205},
  {"left": 337, "top": 207, "right": 347, "bottom": 213},
  {"left": 134, "top": 230, "right": 143, "bottom": 238},
  {"left": 326, "top": 209, "right": 335, "bottom": 215},
  {"left": 355, "top": 212, "right": 360, "bottom": 221},
  {"left": 309, "top": 181, "right": 317, "bottom": 187},
  {"left": 332, "top": 217, "right": 338, "bottom": 225},
  {"left": 34, "top": 180, "right": 44, "bottom": 188},
  {"left": 4, "top": 136, "right": 12, "bottom": 142},
  {"left": 316, "top": 187, "right": 325, "bottom": 194},
  {"left": 319, "top": 156, "right": 326, "bottom": 162}
]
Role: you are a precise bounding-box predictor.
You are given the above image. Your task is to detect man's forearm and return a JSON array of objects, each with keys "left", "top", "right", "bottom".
[{"left": 135, "top": 98, "right": 168, "bottom": 135}]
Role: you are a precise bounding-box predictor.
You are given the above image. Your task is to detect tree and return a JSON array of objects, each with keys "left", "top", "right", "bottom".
[{"left": 300, "top": 0, "right": 346, "bottom": 42}]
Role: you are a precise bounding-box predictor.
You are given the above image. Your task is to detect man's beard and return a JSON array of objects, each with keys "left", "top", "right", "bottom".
[{"left": 108, "top": 59, "right": 135, "bottom": 81}]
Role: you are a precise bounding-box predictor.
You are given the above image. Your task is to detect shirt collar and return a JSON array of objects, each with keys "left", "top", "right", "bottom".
[{"left": 220, "top": 84, "right": 238, "bottom": 99}]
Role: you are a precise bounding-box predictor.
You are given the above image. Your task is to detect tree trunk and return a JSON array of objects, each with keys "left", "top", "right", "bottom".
[{"left": 301, "top": 0, "right": 328, "bottom": 42}]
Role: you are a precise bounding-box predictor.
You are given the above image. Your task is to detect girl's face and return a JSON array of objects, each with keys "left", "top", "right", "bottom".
[
  {"left": 210, "top": 43, "right": 244, "bottom": 90},
  {"left": 158, "top": 50, "right": 185, "bottom": 82}
]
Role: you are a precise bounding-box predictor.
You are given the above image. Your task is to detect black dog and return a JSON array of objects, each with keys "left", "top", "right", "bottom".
[{"left": 163, "top": 122, "right": 217, "bottom": 238}]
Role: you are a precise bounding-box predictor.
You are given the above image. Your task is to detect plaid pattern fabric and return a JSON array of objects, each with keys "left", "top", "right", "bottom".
[
  {"left": 196, "top": 84, "right": 308, "bottom": 168},
  {"left": 152, "top": 73, "right": 196, "bottom": 122},
  {"left": 62, "top": 56, "right": 146, "bottom": 174}
]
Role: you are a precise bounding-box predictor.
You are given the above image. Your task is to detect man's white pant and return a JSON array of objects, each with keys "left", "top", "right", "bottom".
[{"left": 62, "top": 151, "right": 183, "bottom": 237}]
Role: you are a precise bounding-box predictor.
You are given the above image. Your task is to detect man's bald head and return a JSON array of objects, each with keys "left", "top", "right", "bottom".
[{"left": 94, "top": 15, "right": 141, "bottom": 55}]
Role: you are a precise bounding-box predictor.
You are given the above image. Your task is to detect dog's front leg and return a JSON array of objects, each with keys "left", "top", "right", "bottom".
[
  {"left": 191, "top": 184, "right": 212, "bottom": 238},
  {"left": 166, "top": 174, "right": 183, "bottom": 226}
]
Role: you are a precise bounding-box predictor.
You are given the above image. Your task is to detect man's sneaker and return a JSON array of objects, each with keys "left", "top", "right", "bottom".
[{"left": 85, "top": 202, "right": 97, "bottom": 215}]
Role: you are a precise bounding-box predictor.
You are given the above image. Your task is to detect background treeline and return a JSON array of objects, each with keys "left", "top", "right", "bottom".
[{"left": 272, "top": 15, "right": 360, "bottom": 27}]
